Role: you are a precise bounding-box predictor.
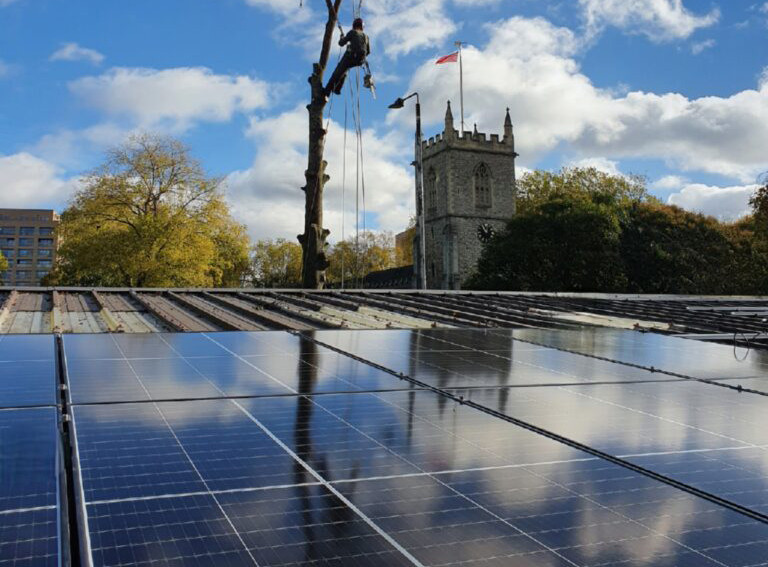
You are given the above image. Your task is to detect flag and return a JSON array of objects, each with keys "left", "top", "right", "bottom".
[{"left": 436, "top": 52, "right": 459, "bottom": 64}]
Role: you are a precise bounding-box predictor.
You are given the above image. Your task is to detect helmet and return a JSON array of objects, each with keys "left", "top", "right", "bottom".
[{"left": 353, "top": 18, "right": 364, "bottom": 30}]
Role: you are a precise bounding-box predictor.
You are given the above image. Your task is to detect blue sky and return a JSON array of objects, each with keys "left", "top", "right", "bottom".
[{"left": 0, "top": 0, "right": 766, "bottom": 241}]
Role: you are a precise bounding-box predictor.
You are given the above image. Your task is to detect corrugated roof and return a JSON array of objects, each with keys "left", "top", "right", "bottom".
[{"left": 2, "top": 288, "right": 768, "bottom": 348}]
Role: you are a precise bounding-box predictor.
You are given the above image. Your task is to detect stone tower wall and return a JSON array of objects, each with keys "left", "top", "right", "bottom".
[{"left": 421, "top": 106, "right": 518, "bottom": 289}]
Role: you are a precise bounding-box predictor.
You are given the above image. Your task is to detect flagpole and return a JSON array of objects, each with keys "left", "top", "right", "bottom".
[{"left": 455, "top": 40, "right": 465, "bottom": 132}]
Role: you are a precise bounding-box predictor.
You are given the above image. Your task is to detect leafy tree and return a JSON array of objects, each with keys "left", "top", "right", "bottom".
[
  {"left": 326, "top": 231, "right": 396, "bottom": 285},
  {"left": 46, "top": 135, "right": 250, "bottom": 287},
  {"left": 250, "top": 239, "right": 303, "bottom": 288},
  {"left": 517, "top": 167, "right": 654, "bottom": 215},
  {"left": 467, "top": 195, "right": 627, "bottom": 291},
  {"left": 0, "top": 253, "right": 8, "bottom": 283},
  {"left": 749, "top": 183, "right": 768, "bottom": 233},
  {"left": 469, "top": 168, "right": 768, "bottom": 294},
  {"left": 620, "top": 202, "right": 741, "bottom": 294}
]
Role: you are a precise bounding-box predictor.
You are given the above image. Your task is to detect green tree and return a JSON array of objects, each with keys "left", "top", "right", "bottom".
[
  {"left": 619, "top": 202, "right": 741, "bottom": 294},
  {"left": 250, "top": 239, "right": 303, "bottom": 288},
  {"left": 326, "top": 231, "right": 396, "bottom": 285},
  {"left": 0, "top": 253, "right": 8, "bottom": 284},
  {"left": 467, "top": 195, "right": 627, "bottom": 291},
  {"left": 46, "top": 134, "right": 250, "bottom": 287},
  {"left": 469, "top": 168, "right": 768, "bottom": 294},
  {"left": 517, "top": 167, "right": 654, "bottom": 215}
]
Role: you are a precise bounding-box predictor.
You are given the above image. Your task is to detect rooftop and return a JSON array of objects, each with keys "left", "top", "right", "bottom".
[{"left": 2, "top": 287, "right": 768, "bottom": 347}]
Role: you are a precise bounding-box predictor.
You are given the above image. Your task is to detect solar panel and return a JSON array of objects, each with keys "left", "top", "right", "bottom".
[
  {"left": 311, "top": 328, "right": 683, "bottom": 389},
  {"left": 0, "top": 335, "right": 56, "bottom": 408},
  {"left": 512, "top": 327, "right": 768, "bottom": 380},
  {"left": 0, "top": 407, "right": 61, "bottom": 566},
  {"left": 65, "top": 332, "right": 412, "bottom": 404}
]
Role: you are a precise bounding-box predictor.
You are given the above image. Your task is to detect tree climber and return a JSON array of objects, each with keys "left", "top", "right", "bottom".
[{"left": 324, "top": 17, "right": 370, "bottom": 99}]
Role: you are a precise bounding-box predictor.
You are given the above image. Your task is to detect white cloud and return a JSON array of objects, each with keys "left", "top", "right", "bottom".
[
  {"left": 0, "top": 59, "right": 9, "bottom": 77},
  {"left": 404, "top": 16, "right": 768, "bottom": 182},
  {"left": 567, "top": 157, "right": 623, "bottom": 176},
  {"left": 242, "top": 0, "right": 457, "bottom": 58},
  {"left": 651, "top": 174, "right": 689, "bottom": 191},
  {"left": 690, "top": 38, "right": 715, "bottom": 55},
  {"left": 242, "top": 0, "right": 313, "bottom": 20},
  {"left": 69, "top": 67, "right": 271, "bottom": 131},
  {"left": 32, "top": 123, "right": 134, "bottom": 168},
  {"left": 367, "top": 0, "right": 458, "bottom": 57},
  {"left": 579, "top": 0, "right": 720, "bottom": 42},
  {"left": 667, "top": 183, "right": 758, "bottom": 220},
  {"left": 0, "top": 0, "right": 20, "bottom": 6},
  {"left": 0, "top": 153, "right": 79, "bottom": 209},
  {"left": 50, "top": 42, "right": 105, "bottom": 65},
  {"left": 226, "top": 106, "right": 413, "bottom": 242}
]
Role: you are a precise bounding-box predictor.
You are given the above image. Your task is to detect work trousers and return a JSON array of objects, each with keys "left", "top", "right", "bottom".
[{"left": 325, "top": 53, "right": 364, "bottom": 96}]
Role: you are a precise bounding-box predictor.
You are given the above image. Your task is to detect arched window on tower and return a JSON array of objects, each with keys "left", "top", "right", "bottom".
[
  {"left": 426, "top": 168, "right": 438, "bottom": 215},
  {"left": 474, "top": 163, "right": 492, "bottom": 209}
]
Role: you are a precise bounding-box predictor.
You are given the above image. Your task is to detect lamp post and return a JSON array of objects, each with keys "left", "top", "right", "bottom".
[{"left": 389, "top": 93, "right": 428, "bottom": 290}]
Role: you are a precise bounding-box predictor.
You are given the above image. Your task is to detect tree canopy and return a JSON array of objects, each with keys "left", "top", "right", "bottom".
[
  {"left": 326, "top": 231, "right": 396, "bottom": 286},
  {"left": 46, "top": 135, "right": 250, "bottom": 287},
  {"left": 250, "top": 238, "right": 303, "bottom": 288},
  {"left": 468, "top": 168, "right": 768, "bottom": 294},
  {"left": 0, "top": 254, "right": 7, "bottom": 282}
]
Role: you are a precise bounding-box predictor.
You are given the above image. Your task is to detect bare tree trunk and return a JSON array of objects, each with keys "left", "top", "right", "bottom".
[{"left": 298, "top": 0, "right": 343, "bottom": 289}]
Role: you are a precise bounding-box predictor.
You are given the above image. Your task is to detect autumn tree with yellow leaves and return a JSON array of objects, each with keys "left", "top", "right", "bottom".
[{"left": 46, "top": 135, "right": 250, "bottom": 287}]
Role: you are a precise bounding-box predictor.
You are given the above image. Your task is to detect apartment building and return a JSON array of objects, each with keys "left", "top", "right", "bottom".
[{"left": 0, "top": 209, "right": 59, "bottom": 286}]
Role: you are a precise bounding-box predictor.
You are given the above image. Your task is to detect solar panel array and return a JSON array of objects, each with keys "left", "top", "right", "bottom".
[{"left": 4, "top": 327, "right": 768, "bottom": 566}]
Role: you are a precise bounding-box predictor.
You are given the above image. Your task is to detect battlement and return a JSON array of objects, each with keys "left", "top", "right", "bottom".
[{"left": 423, "top": 128, "right": 515, "bottom": 158}]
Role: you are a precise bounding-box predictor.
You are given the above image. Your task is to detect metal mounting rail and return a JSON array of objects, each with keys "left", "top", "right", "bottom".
[{"left": 298, "top": 329, "right": 768, "bottom": 527}]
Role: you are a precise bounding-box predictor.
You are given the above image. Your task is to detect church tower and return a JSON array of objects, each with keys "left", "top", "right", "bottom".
[{"left": 418, "top": 103, "right": 518, "bottom": 289}]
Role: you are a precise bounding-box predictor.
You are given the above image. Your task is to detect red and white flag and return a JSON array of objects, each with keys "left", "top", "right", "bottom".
[{"left": 435, "top": 52, "right": 459, "bottom": 64}]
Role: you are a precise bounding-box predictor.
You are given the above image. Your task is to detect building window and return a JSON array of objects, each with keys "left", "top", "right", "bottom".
[
  {"left": 0, "top": 227, "right": 16, "bottom": 235},
  {"left": 38, "top": 238, "right": 54, "bottom": 247},
  {"left": 474, "top": 163, "right": 492, "bottom": 208},
  {"left": 16, "top": 259, "right": 32, "bottom": 266},
  {"left": 15, "top": 271, "right": 29, "bottom": 279},
  {"left": 38, "top": 249, "right": 52, "bottom": 258},
  {"left": 19, "top": 238, "right": 34, "bottom": 247},
  {"left": 1, "top": 249, "right": 14, "bottom": 259},
  {"left": 19, "top": 227, "right": 35, "bottom": 235},
  {"left": 38, "top": 259, "right": 52, "bottom": 268},
  {"left": 38, "top": 227, "right": 54, "bottom": 236},
  {"left": 36, "top": 270, "right": 49, "bottom": 279},
  {"left": 17, "top": 249, "right": 32, "bottom": 257},
  {"left": 0, "top": 238, "right": 15, "bottom": 246},
  {"left": 426, "top": 168, "right": 438, "bottom": 214}
]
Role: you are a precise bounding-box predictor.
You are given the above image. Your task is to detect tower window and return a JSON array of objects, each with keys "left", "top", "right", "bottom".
[
  {"left": 474, "top": 163, "right": 492, "bottom": 208},
  {"left": 426, "top": 168, "right": 438, "bottom": 214}
]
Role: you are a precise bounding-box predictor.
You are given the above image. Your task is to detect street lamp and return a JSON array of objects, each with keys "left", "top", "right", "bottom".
[{"left": 389, "top": 93, "right": 428, "bottom": 290}]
